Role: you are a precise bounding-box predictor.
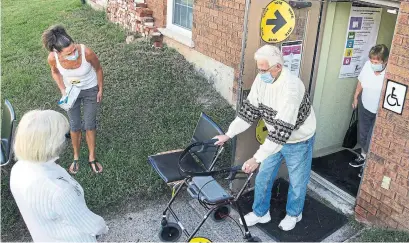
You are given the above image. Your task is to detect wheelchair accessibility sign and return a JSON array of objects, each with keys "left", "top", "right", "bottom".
[{"left": 383, "top": 80, "right": 407, "bottom": 115}]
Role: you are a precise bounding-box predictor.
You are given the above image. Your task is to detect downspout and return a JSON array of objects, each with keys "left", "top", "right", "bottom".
[
  {"left": 308, "top": 0, "right": 324, "bottom": 94},
  {"left": 231, "top": 0, "right": 251, "bottom": 167}
]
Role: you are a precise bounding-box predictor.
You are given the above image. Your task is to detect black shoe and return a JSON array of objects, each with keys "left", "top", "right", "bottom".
[
  {"left": 349, "top": 155, "right": 365, "bottom": 168},
  {"left": 358, "top": 167, "right": 363, "bottom": 178}
]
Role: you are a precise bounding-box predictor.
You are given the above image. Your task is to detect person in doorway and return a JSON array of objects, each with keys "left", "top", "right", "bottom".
[
  {"left": 10, "top": 110, "right": 108, "bottom": 242},
  {"left": 42, "top": 25, "right": 104, "bottom": 174},
  {"left": 214, "top": 45, "right": 316, "bottom": 231},
  {"left": 349, "top": 44, "right": 389, "bottom": 177}
]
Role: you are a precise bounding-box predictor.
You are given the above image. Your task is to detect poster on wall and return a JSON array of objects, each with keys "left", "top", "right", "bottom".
[
  {"left": 281, "top": 40, "right": 303, "bottom": 77},
  {"left": 339, "top": 6, "right": 382, "bottom": 79}
]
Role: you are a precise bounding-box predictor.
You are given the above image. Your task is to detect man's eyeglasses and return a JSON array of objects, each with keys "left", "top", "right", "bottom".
[{"left": 258, "top": 65, "right": 276, "bottom": 74}]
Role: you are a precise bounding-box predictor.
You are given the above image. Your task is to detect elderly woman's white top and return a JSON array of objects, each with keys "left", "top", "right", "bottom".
[
  {"left": 10, "top": 158, "right": 108, "bottom": 242},
  {"left": 226, "top": 67, "right": 316, "bottom": 163}
]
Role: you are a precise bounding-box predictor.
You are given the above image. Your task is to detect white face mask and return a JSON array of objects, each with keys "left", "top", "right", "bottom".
[
  {"left": 371, "top": 63, "right": 385, "bottom": 72},
  {"left": 64, "top": 49, "right": 79, "bottom": 61},
  {"left": 260, "top": 72, "right": 275, "bottom": 84}
]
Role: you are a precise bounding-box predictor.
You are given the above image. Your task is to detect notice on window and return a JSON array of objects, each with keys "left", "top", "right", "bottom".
[
  {"left": 281, "top": 40, "right": 303, "bottom": 77},
  {"left": 339, "top": 6, "right": 382, "bottom": 79}
]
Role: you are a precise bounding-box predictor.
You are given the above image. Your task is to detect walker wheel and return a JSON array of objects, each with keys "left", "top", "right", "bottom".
[
  {"left": 159, "top": 222, "right": 182, "bottom": 242},
  {"left": 161, "top": 218, "right": 168, "bottom": 226},
  {"left": 247, "top": 236, "right": 261, "bottom": 242},
  {"left": 210, "top": 205, "right": 230, "bottom": 222}
]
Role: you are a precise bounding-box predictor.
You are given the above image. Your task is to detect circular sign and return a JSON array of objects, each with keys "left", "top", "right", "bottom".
[
  {"left": 255, "top": 119, "right": 268, "bottom": 144},
  {"left": 260, "top": 0, "right": 296, "bottom": 43},
  {"left": 189, "top": 237, "right": 212, "bottom": 243}
]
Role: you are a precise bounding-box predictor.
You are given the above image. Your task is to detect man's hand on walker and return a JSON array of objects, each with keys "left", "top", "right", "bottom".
[
  {"left": 242, "top": 158, "right": 259, "bottom": 174},
  {"left": 213, "top": 135, "right": 230, "bottom": 146}
]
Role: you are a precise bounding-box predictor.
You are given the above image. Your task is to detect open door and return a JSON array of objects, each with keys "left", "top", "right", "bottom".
[{"left": 232, "top": 0, "right": 322, "bottom": 191}]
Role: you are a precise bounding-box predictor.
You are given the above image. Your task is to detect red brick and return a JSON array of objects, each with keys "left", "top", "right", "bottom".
[
  {"left": 398, "top": 56, "right": 409, "bottom": 69},
  {"left": 373, "top": 124, "right": 384, "bottom": 136},
  {"left": 384, "top": 217, "right": 399, "bottom": 229},
  {"left": 393, "top": 35, "right": 404, "bottom": 46},
  {"left": 390, "top": 208, "right": 409, "bottom": 226},
  {"left": 357, "top": 198, "right": 378, "bottom": 215},
  {"left": 401, "top": 2, "right": 409, "bottom": 14},
  {"left": 389, "top": 54, "right": 399, "bottom": 65},
  {"left": 392, "top": 45, "right": 409, "bottom": 61},
  {"left": 395, "top": 194, "right": 409, "bottom": 208},
  {"left": 390, "top": 181, "right": 408, "bottom": 197},
  {"left": 361, "top": 191, "right": 374, "bottom": 203},
  {"left": 355, "top": 205, "right": 368, "bottom": 217},
  {"left": 135, "top": 7, "right": 153, "bottom": 15},
  {"left": 403, "top": 157, "right": 409, "bottom": 167},
  {"left": 361, "top": 181, "right": 382, "bottom": 200},
  {"left": 381, "top": 195, "right": 403, "bottom": 213},
  {"left": 372, "top": 143, "right": 402, "bottom": 163},
  {"left": 373, "top": 136, "right": 391, "bottom": 149},
  {"left": 208, "top": 22, "right": 217, "bottom": 29},
  {"left": 397, "top": 223, "right": 409, "bottom": 231},
  {"left": 398, "top": 165, "right": 409, "bottom": 178},
  {"left": 209, "top": 9, "right": 219, "bottom": 17}
]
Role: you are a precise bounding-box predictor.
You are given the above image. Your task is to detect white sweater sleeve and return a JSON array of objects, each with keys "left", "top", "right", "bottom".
[
  {"left": 253, "top": 81, "right": 301, "bottom": 163},
  {"left": 53, "top": 187, "right": 108, "bottom": 236},
  {"left": 226, "top": 78, "right": 261, "bottom": 138}
]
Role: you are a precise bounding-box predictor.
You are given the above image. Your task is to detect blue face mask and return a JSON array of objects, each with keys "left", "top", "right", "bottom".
[
  {"left": 260, "top": 72, "right": 275, "bottom": 84},
  {"left": 65, "top": 49, "right": 79, "bottom": 61},
  {"left": 371, "top": 63, "right": 385, "bottom": 72}
]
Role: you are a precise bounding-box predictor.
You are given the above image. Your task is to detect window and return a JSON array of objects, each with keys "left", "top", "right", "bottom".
[
  {"left": 173, "top": 0, "right": 193, "bottom": 30},
  {"left": 159, "top": 0, "right": 194, "bottom": 47}
]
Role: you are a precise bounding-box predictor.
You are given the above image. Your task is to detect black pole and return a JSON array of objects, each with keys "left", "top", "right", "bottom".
[{"left": 81, "top": 0, "right": 86, "bottom": 4}]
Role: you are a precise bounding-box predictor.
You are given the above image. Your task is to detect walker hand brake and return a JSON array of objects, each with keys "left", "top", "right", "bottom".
[{"left": 225, "top": 165, "right": 243, "bottom": 181}]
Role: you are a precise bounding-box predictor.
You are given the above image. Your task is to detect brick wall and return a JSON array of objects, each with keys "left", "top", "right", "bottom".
[
  {"left": 355, "top": 0, "right": 409, "bottom": 231},
  {"left": 145, "top": 0, "right": 167, "bottom": 27},
  {"left": 192, "top": 0, "right": 246, "bottom": 99}
]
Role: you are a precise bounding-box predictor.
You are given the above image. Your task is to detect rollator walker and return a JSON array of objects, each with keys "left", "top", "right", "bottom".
[{"left": 148, "top": 113, "right": 261, "bottom": 242}]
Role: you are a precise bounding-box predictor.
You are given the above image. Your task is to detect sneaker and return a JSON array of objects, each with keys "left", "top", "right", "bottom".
[
  {"left": 239, "top": 211, "right": 271, "bottom": 226},
  {"left": 349, "top": 155, "right": 365, "bottom": 167},
  {"left": 278, "top": 214, "right": 302, "bottom": 231}
]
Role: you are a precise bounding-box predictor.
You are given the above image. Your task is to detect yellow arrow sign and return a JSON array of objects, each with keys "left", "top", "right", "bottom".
[{"left": 260, "top": 0, "right": 296, "bottom": 43}]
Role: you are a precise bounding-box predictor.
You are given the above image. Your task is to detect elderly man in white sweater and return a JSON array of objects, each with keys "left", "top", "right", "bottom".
[
  {"left": 10, "top": 110, "right": 108, "bottom": 242},
  {"left": 215, "top": 45, "right": 316, "bottom": 231}
]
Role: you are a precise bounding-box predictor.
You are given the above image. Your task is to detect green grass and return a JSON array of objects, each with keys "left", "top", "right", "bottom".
[
  {"left": 353, "top": 227, "right": 409, "bottom": 242},
  {"left": 1, "top": 0, "right": 235, "bottom": 240}
]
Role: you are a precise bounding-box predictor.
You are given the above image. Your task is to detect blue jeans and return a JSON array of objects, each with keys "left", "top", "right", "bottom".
[{"left": 252, "top": 135, "right": 315, "bottom": 217}]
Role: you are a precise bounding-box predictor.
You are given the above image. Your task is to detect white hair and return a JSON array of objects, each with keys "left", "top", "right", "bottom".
[
  {"left": 14, "top": 110, "right": 69, "bottom": 163},
  {"left": 254, "top": 44, "right": 284, "bottom": 67}
]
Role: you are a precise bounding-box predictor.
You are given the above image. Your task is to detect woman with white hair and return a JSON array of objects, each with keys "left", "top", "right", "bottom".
[
  {"left": 10, "top": 110, "right": 108, "bottom": 242},
  {"left": 215, "top": 44, "right": 316, "bottom": 231}
]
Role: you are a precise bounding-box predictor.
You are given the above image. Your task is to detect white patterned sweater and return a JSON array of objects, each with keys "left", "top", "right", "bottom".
[
  {"left": 226, "top": 67, "right": 317, "bottom": 163},
  {"left": 10, "top": 158, "right": 108, "bottom": 242}
]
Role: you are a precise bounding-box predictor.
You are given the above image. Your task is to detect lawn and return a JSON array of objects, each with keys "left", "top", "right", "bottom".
[{"left": 1, "top": 0, "right": 235, "bottom": 240}]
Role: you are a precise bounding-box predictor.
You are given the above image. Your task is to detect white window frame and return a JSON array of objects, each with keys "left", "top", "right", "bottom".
[{"left": 159, "top": 0, "right": 194, "bottom": 47}]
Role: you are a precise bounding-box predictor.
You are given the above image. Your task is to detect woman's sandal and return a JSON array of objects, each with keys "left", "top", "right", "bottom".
[
  {"left": 89, "top": 159, "right": 103, "bottom": 174},
  {"left": 69, "top": 160, "right": 80, "bottom": 175}
]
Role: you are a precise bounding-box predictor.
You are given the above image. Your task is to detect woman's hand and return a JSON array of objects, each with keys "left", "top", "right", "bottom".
[
  {"left": 97, "top": 91, "right": 103, "bottom": 103},
  {"left": 242, "top": 158, "right": 259, "bottom": 174},
  {"left": 352, "top": 97, "right": 358, "bottom": 109},
  {"left": 213, "top": 135, "right": 230, "bottom": 146}
]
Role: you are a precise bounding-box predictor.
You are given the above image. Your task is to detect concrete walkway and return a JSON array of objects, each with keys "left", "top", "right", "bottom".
[{"left": 98, "top": 188, "right": 359, "bottom": 242}]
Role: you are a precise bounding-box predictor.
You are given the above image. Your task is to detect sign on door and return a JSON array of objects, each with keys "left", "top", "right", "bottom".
[{"left": 382, "top": 80, "right": 407, "bottom": 115}]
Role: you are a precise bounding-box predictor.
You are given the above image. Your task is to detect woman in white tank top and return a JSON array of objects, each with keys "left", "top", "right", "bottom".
[{"left": 42, "top": 25, "right": 104, "bottom": 175}]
